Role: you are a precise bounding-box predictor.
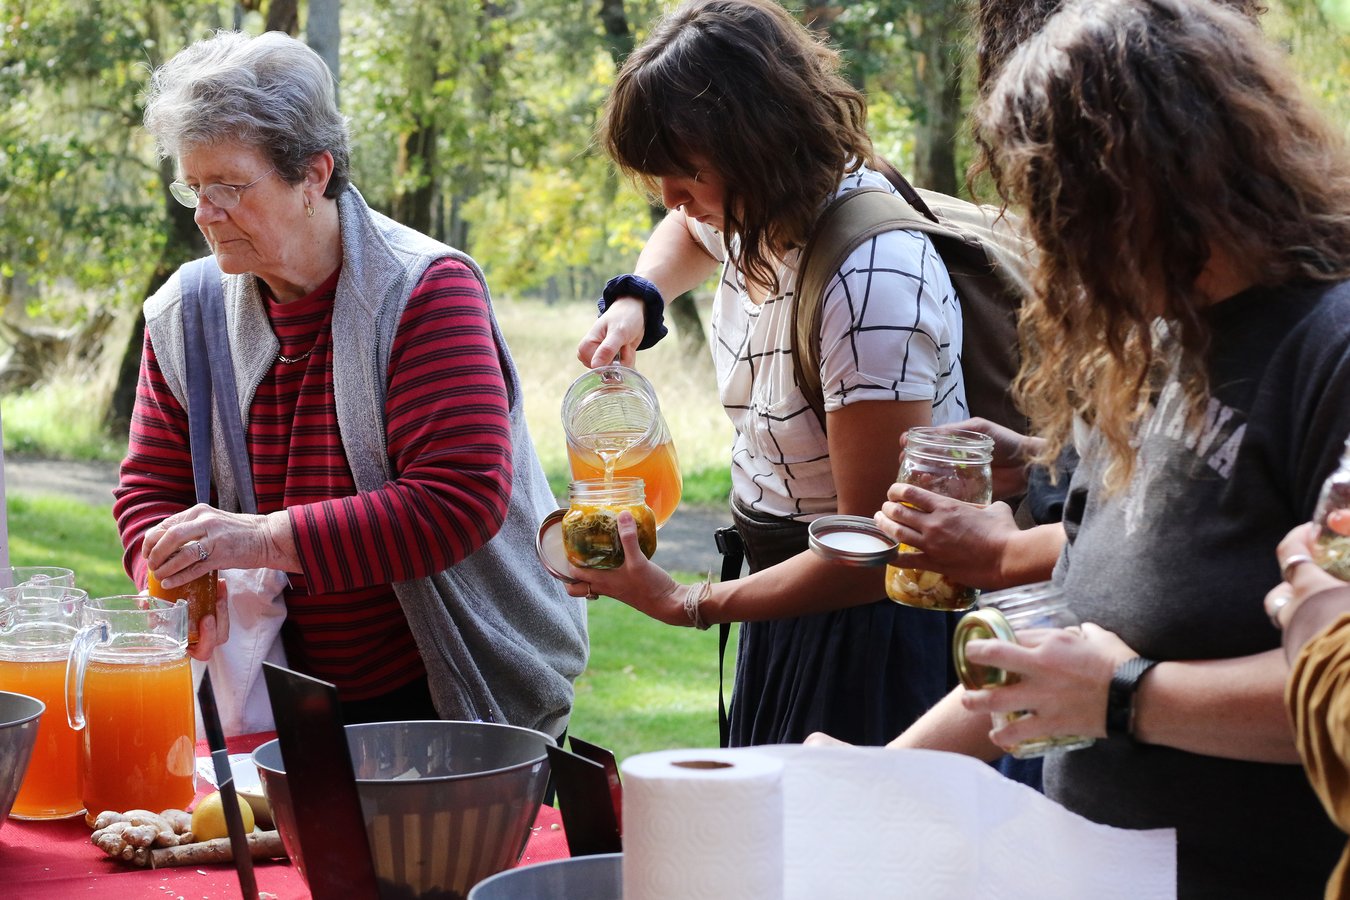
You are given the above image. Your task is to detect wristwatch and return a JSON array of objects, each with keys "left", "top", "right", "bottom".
[{"left": 1106, "top": 656, "right": 1159, "bottom": 738}]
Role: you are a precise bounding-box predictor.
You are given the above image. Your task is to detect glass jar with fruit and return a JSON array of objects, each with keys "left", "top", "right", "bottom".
[
  {"left": 884, "top": 427, "right": 994, "bottom": 611},
  {"left": 953, "top": 581, "right": 1095, "bottom": 759},
  {"left": 1312, "top": 434, "right": 1350, "bottom": 580},
  {"left": 561, "top": 476, "right": 658, "bottom": 570}
]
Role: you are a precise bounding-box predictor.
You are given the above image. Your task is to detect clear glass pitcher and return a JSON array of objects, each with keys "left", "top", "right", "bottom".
[
  {"left": 0, "top": 566, "right": 76, "bottom": 590},
  {"left": 0, "top": 584, "right": 87, "bottom": 819},
  {"left": 562, "top": 365, "right": 683, "bottom": 528},
  {"left": 66, "top": 596, "right": 196, "bottom": 815}
]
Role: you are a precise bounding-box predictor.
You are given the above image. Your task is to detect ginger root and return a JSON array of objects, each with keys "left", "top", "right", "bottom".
[
  {"left": 88, "top": 808, "right": 192, "bottom": 847},
  {"left": 145, "top": 831, "right": 285, "bottom": 869},
  {"left": 90, "top": 804, "right": 282, "bottom": 870}
]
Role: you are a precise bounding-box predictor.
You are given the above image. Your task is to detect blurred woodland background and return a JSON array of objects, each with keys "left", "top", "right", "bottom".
[{"left": 1, "top": 0, "right": 1347, "bottom": 480}]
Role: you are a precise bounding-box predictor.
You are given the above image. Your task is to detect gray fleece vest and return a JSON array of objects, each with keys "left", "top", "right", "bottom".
[{"left": 144, "top": 184, "right": 587, "bottom": 738}]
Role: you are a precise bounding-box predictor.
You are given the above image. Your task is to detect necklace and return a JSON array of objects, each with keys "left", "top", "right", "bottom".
[{"left": 276, "top": 346, "right": 317, "bottom": 365}]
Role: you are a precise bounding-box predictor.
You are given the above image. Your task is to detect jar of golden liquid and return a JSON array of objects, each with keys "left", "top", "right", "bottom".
[
  {"left": 885, "top": 427, "right": 994, "bottom": 611},
  {"left": 562, "top": 477, "right": 658, "bottom": 570},
  {"left": 953, "top": 581, "right": 1095, "bottom": 759}
]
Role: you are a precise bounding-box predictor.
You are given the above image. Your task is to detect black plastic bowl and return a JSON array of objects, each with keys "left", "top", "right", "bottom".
[{"left": 253, "top": 720, "right": 553, "bottom": 899}]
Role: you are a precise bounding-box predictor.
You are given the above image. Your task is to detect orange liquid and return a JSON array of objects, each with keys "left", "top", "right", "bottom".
[
  {"left": 0, "top": 656, "right": 83, "bottom": 819},
  {"left": 147, "top": 568, "right": 217, "bottom": 646},
  {"left": 567, "top": 438, "right": 683, "bottom": 528},
  {"left": 80, "top": 653, "right": 195, "bottom": 815}
]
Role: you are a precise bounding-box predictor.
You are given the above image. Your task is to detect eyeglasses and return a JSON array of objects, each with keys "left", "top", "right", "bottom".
[{"left": 169, "top": 168, "right": 276, "bottom": 209}]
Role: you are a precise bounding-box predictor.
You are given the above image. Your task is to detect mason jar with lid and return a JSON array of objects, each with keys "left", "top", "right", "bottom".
[
  {"left": 952, "top": 581, "right": 1095, "bottom": 759},
  {"left": 884, "top": 427, "right": 994, "bottom": 611},
  {"left": 561, "top": 476, "right": 658, "bottom": 570}
]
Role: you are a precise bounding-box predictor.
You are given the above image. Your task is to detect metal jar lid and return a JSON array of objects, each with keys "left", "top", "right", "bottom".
[
  {"left": 535, "top": 508, "right": 581, "bottom": 585},
  {"left": 952, "top": 608, "right": 1019, "bottom": 690},
  {"left": 807, "top": 515, "right": 898, "bottom": 567}
]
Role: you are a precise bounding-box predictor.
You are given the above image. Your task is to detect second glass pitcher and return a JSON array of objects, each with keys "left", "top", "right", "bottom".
[
  {"left": 562, "top": 365, "right": 683, "bottom": 528},
  {"left": 66, "top": 596, "right": 196, "bottom": 815}
]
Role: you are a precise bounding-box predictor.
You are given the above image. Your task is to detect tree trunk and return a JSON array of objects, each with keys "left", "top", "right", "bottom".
[
  {"left": 264, "top": 0, "right": 300, "bottom": 34},
  {"left": 597, "top": 0, "right": 635, "bottom": 63},
  {"left": 107, "top": 158, "right": 205, "bottom": 436},
  {"left": 907, "top": 3, "right": 965, "bottom": 195},
  {"left": 306, "top": 0, "right": 342, "bottom": 106}
]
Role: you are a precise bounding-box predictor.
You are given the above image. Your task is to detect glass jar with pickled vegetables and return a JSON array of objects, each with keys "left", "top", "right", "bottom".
[
  {"left": 884, "top": 427, "right": 994, "bottom": 611},
  {"left": 1312, "top": 434, "right": 1350, "bottom": 580},
  {"left": 953, "top": 581, "right": 1095, "bottom": 759},
  {"left": 562, "top": 476, "right": 658, "bottom": 570}
]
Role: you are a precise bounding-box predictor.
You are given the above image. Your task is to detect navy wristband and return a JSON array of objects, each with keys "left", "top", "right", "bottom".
[{"left": 599, "top": 274, "right": 668, "bottom": 351}]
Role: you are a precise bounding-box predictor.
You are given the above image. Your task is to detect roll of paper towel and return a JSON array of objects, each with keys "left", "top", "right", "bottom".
[{"left": 622, "top": 748, "right": 785, "bottom": 900}]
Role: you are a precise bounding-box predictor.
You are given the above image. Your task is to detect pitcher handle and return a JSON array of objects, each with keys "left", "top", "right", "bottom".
[{"left": 66, "top": 621, "right": 110, "bottom": 730}]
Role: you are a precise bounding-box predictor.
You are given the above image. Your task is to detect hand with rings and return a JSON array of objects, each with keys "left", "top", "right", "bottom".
[{"left": 1264, "top": 523, "right": 1342, "bottom": 632}]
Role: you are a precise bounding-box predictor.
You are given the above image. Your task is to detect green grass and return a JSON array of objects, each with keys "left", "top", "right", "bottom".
[
  {"left": 7, "top": 491, "right": 733, "bottom": 764},
  {"left": 2, "top": 383, "right": 124, "bottom": 462},
  {"left": 7, "top": 493, "right": 134, "bottom": 597}
]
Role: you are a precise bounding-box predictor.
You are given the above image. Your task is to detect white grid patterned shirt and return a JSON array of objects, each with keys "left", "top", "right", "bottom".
[{"left": 693, "top": 163, "right": 967, "bottom": 520}]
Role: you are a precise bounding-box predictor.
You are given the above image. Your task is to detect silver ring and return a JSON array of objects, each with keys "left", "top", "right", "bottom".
[
  {"left": 1281, "top": 553, "right": 1313, "bottom": 583},
  {"left": 1268, "top": 594, "right": 1292, "bottom": 629},
  {"left": 190, "top": 540, "right": 209, "bottom": 562}
]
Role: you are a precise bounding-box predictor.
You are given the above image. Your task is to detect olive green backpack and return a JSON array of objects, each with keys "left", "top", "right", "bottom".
[{"left": 792, "top": 161, "right": 1035, "bottom": 434}]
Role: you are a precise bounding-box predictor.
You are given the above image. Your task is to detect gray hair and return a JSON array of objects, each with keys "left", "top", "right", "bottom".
[{"left": 143, "top": 30, "right": 350, "bottom": 198}]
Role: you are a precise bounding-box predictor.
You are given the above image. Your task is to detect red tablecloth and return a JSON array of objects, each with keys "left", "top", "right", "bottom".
[{"left": 0, "top": 732, "right": 570, "bottom": 899}]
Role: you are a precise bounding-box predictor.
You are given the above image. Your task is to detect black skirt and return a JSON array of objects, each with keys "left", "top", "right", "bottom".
[{"left": 727, "top": 498, "right": 958, "bottom": 747}]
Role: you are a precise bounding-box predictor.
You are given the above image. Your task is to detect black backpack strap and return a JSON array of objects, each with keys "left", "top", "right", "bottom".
[
  {"left": 179, "top": 257, "right": 260, "bottom": 513},
  {"left": 714, "top": 526, "right": 744, "bottom": 748}
]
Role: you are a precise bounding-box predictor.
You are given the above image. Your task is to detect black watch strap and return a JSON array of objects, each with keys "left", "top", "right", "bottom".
[{"left": 1106, "top": 656, "right": 1159, "bottom": 738}]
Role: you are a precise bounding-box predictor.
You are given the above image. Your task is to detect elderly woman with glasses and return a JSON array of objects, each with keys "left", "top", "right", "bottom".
[{"left": 112, "top": 30, "right": 587, "bottom": 736}]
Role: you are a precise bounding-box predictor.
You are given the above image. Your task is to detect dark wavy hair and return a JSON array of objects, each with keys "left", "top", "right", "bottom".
[
  {"left": 974, "top": 0, "right": 1350, "bottom": 490},
  {"left": 599, "top": 0, "right": 872, "bottom": 293}
]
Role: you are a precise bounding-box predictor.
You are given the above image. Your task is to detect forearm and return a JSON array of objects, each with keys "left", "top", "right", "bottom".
[
  {"left": 1284, "top": 587, "right": 1350, "bottom": 665},
  {"left": 1131, "top": 648, "right": 1300, "bottom": 763},
  {"left": 993, "top": 524, "right": 1065, "bottom": 589},
  {"left": 701, "top": 549, "right": 887, "bottom": 624},
  {"left": 632, "top": 210, "right": 720, "bottom": 301},
  {"left": 887, "top": 687, "right": 1003, "bottom": 761}
]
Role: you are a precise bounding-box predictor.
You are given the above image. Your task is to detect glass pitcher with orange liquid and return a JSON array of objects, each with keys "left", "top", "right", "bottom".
[
  {"left": 66, "top": 596, "right": 196, "bottom": 815},
  {"left": 562, "top": 365, "right": 683, "bottom": 528},
  {"left": 0, "top": 584, "right": 87, "bottom": 819}
]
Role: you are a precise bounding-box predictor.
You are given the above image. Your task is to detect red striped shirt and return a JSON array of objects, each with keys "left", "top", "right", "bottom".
[{"left": 115, "top": 258, "right": 513, "bottom": 700}]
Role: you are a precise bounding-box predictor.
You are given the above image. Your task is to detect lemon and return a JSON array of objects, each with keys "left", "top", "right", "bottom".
[{"left": 191, "top": 789, "right": 255, "bottom": 841}]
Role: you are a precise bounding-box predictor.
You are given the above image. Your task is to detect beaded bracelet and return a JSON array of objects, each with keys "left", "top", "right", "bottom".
[{"left": 598, "top": 273, "right": 669, "bottom": 351}]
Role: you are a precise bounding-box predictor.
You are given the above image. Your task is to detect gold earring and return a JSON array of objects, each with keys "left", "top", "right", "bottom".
[{"left": 306, "top": 201, "right": 315, "bottom": 219}]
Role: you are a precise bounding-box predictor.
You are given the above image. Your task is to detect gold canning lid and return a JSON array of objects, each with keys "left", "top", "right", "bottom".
[
  {"left": 952, "top": 608, "right": 1019, "bottom": 690},
  {"left": 535, "top": 508, "right": 581, "bottom": 585}
]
